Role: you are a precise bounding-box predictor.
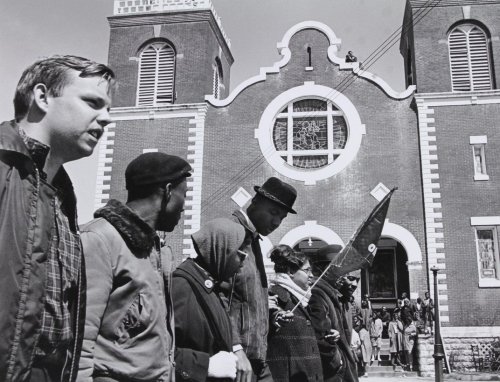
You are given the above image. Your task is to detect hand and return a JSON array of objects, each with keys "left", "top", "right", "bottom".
[
  {"left": 273, "top": 310, "right": 294, "bottom": 328},
  {"left": 268, "top": 294, "right": 279, "bottom": 311},
  {"left": 234, "top": 349, "right": 253, "bottom": 382},
  {"left": 324, "top": 329, "right": 340, "bottom": 344},
  {"left": 208, "top": 351, "right": 237, "bottom": 379}
]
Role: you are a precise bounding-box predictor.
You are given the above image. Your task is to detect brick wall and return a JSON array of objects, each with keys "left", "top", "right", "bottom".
[
  {"left": 433, "top": 103, "right": 500, "bottom": 326},
  {"left": 108, "top": 117, "right": 191, "bottom": 258},
  {"left": 201, "top": 28, "right": 427, "bottom": 297},
  {"left": 403, "top": 3, "right": 500, "bottom": 93},
  {"left": 108, "top": 10, "right": 232, "bottom": 106}
]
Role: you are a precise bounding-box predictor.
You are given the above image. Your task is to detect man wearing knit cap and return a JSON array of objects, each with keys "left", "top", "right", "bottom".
[
  {"left": 78, "top": 152, "right": 192, "bottom": 382},
  {"left": 308, "top": 244, "right": 361, "bottom": 382},
  {"left": 229, "top": 177, "right": 297, "bottom": 382}
]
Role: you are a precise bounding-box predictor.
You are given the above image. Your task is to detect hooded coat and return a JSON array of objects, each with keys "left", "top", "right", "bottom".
[{"left": 173, "top": 218, "right": 245, "bottom": 382}]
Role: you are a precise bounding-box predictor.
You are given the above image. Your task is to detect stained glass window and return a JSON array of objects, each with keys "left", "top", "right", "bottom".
[
  {"left": 272, "top": 98, "right": 348, "bottom": 169},
  {"left": 476, "top": 228, "right": 499, "bottom": 279}
]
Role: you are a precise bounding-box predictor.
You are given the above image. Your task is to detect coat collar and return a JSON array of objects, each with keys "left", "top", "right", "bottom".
[
  {"left": 177, "top": 258, "right": 217, "bottom": 293},
  {"left": 94, "top": 199, "right": 159, "bottom": 255},
  {"left": 232, "top": 209, "right": 261, "bottom": 242}
]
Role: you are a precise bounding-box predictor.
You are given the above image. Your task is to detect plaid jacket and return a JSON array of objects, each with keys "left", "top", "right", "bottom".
[{"left": 0, "top": 121, "right": 86, "bottom": 382}]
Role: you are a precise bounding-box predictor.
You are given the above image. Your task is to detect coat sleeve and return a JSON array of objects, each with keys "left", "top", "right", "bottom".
[
  {"left": 308, "top": 291, "right": 342, "bottom": 374},
  {"left": 172, "top": 276, "right": 210, "bottom": 382},
  {"left": 77, "top": 230, "right": 114, "bottom": 382}
]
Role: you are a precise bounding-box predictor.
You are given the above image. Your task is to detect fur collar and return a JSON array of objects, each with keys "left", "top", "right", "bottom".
[{"left": 95, "top": 199, "right": 157, "bottom": 255}]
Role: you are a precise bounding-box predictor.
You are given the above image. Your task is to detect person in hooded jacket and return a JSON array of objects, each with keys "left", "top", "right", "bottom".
[
  {"left": 266, "top": 245, "right": 323, "bottom": 382},
  {"left": 173, "top": 218, "right": 247, "bottom": 381}
]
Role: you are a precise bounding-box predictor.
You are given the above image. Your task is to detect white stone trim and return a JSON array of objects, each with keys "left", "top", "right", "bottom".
[
  {"left": 469, "top": 135, "right": 487, "bottom": 144},
  {"left": 110, "top": 103, "right": 206, "bottom": 121},
  {"left": 471, "top": 216, "right": 500, "bottom": 226},
  {"left": 206, "top": 21, "right": 415, "bottom": 107},
  {"left": 381, "top": 219, "right": 423, "bottom": 269},
  {"left": 184, "top": 105, "right": 208, "bottom": 257},
  {"left": 94, "top": 124, "right": 116, "bottom": 210},
  {"left": 415, "top": 100, "right": 450, "bottom": 315},
  {"left": 442, "top": 326, "right": 500, "bottom": 337},
  {"left": 279, "top": 220, "right": 345, "bottom": 248},
  {"left": 370, "top": 182, "right": 390, "bottom": 202},
  {"left": 255, "top": 82, "right": 365, "bottom": 185},
  {"left": 231, "top": 187, "right": 252, "bottom": 208},
  {"left": 415, "top": 90, "right": 500, "bottom": 107}
]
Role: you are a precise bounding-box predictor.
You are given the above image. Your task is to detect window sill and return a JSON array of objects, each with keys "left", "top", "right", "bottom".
[
  {"left": 478, "top": 278, "right": 500, "bottom": 288},
  {"left": 474, "top": 174, "right": 489, "bottom": 181}
]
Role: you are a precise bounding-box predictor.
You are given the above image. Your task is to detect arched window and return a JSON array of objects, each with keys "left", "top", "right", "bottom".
[
  {"left": 448, "top": 23, "right": 493, "bottom": 91},
  {"left": 137, "top": 41, "right": 175, "bottom": 106},
  {"left": 213, "top": 57, "right": 223, "bottom": 99}
]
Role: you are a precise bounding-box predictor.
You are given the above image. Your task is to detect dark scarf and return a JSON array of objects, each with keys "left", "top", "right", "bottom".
[{"left": 94, "top": 199, "right": 157, "bottom": 255}]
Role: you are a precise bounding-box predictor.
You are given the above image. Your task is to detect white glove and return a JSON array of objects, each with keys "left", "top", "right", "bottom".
[{"left": 208, "top": 351, "right": 237, "bottom": 379}]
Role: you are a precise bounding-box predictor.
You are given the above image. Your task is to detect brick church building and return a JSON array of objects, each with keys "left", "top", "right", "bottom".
[{"left": 97, "top": 0, "right": 500, "bottom": 370}]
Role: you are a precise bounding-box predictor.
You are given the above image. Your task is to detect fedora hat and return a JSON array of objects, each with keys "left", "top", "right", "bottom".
[{"left": 254, "top": 177, "right": 297, "bottom": 214}]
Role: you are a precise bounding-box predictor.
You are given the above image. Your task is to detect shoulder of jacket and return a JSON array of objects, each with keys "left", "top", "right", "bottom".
[{"left": 269, "top": 284, "right": 291, "bottom": 304}]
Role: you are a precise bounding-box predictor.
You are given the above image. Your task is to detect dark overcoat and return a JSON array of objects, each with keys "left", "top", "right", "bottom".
[
  {"left": 267, "top": 284, "right": 323, "bottom": 382},
  {"left": 173, "top": 259, "right": 233, "bottom": 382},
  {"left": 309, "top": 279, "right": 359, "bottom": 382}
]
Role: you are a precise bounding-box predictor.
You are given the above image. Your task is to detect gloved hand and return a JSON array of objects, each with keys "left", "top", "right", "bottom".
[
  {"left": 324, "top": 329, "right": 340, "bottom": 344},
  {"left": 208, "top": 351, "right": 237, "bottom": 379},
  {"left": 273, "top": 310, "right": 294, "bottom": 328}
]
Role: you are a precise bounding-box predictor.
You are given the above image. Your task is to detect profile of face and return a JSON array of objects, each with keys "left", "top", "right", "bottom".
[
  {"left": 224, "top": 248, "right": 248, "bottom": 280},
  {"left": 157, "top": 179, "right": 188, "bottom": 232},
  {"left": 338, "top": 275, "right": 358, "bottom": 299},
  {"left": 290, "top": 260, "right": 312, "bottom": 291},
  {"left": 40, "top": 70, "right": 112, "bottom": 162},
  {"left": 248, "top": 197, "right": 288, "bottom": 236}
]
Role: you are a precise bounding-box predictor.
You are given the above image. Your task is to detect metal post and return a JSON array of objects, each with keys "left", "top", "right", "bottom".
[{"left": 431, "top": 266, "right": 444, "bottom": 382}]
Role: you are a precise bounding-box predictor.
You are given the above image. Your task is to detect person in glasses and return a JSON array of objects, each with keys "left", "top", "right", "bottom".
[
  {"left": 266, "top": 245, "right": 323, "bottom": 382},
  {"left": 172, "top": 218, "right": 248, "bottom": 381}
]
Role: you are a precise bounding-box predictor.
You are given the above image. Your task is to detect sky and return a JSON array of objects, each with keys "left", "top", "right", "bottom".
[{"left": 0, "top": 0, "right": 407, "bottom": 223}]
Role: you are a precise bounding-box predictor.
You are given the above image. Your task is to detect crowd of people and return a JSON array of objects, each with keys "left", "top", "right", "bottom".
[
  {"left": 0, "top": 54, "right": 432, "bottom": 382},
  {"left": 347, "top": 292, "right": 435, "bottom": 377}
]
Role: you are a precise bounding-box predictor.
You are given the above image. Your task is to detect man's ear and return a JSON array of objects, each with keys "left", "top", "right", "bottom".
[
  {"left": 164, "top": 183, "right": 172, "bottom": 203},
  {"left": 32, "top": 83, "right": 50, "bottom": 113}
]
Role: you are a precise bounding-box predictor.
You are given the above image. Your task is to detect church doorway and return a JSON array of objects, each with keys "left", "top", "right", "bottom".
[
  {"left": 293, "top": 238, "right": 328, "bottom": 257},
  {"left": 361, "top": 237, "right": 409, "bottom": 310}
]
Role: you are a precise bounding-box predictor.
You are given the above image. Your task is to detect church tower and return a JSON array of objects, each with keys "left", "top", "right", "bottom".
[
  {"left": 96, "top": 0, "right": 233, "bottom": 258},
  {"left": 108, "top": 0, "right": 233, "bottom": 106},
  {"left": 400, "top": 0, "right": 500, "bottom": 340}
]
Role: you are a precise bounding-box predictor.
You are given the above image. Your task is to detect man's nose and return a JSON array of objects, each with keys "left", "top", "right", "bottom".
[{"left": 97, "top": 108, "right": 112, "bottom": 127}]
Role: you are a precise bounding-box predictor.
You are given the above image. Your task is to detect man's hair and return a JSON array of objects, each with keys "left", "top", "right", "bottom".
[{"left": 14, "top": 55, "right": 115, "bottom": 121}]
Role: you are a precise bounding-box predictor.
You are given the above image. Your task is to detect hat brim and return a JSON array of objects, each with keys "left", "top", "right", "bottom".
[{"left": 254, "top": 186, "right": 297, "bottom": 214}]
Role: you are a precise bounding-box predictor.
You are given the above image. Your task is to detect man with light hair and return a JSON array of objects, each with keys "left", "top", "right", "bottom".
[{"left": 0, "top": 55, "right": 114, "bottom": 382}]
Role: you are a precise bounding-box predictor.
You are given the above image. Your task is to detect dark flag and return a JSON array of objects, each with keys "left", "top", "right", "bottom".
[{"left": 328, "top": 187, "right": 397, "bottom": 278}]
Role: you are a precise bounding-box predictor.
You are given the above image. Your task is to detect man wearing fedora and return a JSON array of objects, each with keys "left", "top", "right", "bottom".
[
  {"left": 228, "top": 177, "right": 297, "bottom": 382},
  {"left": 308, "top": 244, "right": 361, "bottom": 382},
  {"left": 78, "top": 152, "right": 192, "bottom": 382}
]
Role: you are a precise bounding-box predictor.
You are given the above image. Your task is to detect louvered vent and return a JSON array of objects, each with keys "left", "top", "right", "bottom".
[
  {"left": 449, "top": 24, "right": 492, "bottom": 92},
  {"left": 137, "top": 42, "right": 175, "bottom": 106},
  {"left": 213, "top": 66, "right": 220, "bottom": 99}
]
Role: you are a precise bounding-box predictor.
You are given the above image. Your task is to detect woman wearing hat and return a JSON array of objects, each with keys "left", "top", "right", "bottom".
[
  {"left": 266, "top": 245, "right": 323, "bottom": 382},
  {"left": 172, "top": 219, "right": 247, "bottom": 381}
]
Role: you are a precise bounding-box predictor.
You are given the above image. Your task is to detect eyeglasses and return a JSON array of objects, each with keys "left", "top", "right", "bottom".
[{"left": 237, "top": 250, "right": 249, "bottom": 261}]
